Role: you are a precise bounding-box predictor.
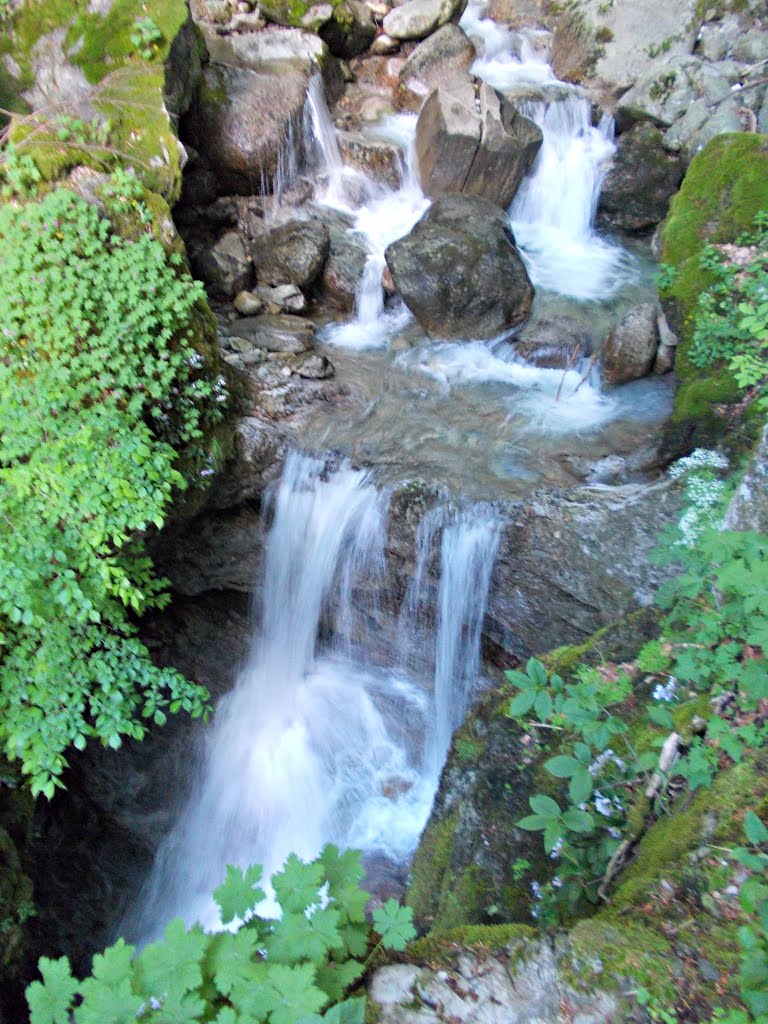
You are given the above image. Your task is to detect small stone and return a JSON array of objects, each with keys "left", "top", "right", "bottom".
[
  {"left": 234, "top": 290, "right": 265, "bottom": 316},
  {"left": 371, "top": 32, "right": 400, "bottom": 54},
  {"left": 229, "top": 336, "right": 255, "bottom": 353}
]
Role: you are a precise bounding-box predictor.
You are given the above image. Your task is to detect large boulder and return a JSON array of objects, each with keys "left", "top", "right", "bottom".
[
  {"left": 398, "top": 24, "right": 476, "bottom": 107},
  {"left": 318, "top": 0, "right": 376, "bottom": 58},
  {"left": 227, "top": 313, "right": 315, "bottom": 352},
  {"left": 416, "top": 78, "right": 542, "bottom": 206},
  {"left": 382, "top": 0, "right": 466, "bottom": 42},
  {"left": 384, "top": 194, "right": 534, "bottom": 340},
  {"left": 184, "top": 62, "right": 309, "bottom": 194},
  {"left": 598, "top": 123, "right": 684, "bottom": 232},
  {"left": 252, "top": 217, "right": 331, "bottom": 287},
  {"left": 600, "top": 303, "right": 659, "bottom": 385}
]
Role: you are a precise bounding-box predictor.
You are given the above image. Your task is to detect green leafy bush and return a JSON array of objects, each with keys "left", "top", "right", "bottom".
[
  {"left": 0, "top": 180, "right": 225, "bottom": 795},
  {"left": 25, "top": 847, "right": 416, "bottom": 1024},
  {"left": 688, "top": 213, "right": 768, "bottom": 408}
]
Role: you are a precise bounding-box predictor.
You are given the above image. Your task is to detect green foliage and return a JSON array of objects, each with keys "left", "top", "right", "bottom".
[
  {"left": 130, "top": 16, "right": 163, "bottom": 60},
  {"left": 0, "top": 181, "right": 225, "bottom": 793},
  {"left": 25, "top": 848, "right": 415, "bottom": 1024},
  {"left": 688, "top": 213, "right": 768, "bottom": 409},
  {"left": 0, "top": 141, "right": 42, "bottom": 199}
]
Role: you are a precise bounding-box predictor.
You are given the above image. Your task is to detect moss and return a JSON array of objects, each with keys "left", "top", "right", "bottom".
[
  {"left": 406, "top": 812, "right": 459, "bottom": 930},
  {"left": 260, "top": 0, "right": 342, "bottom": 27},
  {"left": 569, "top": 919, "right": 676, "bottom": 1002},
  {"left": 406, "top": 923, "right": 536, "bottom": 967},
  {"left": 542, "top": 607, "right": 660, "bottom": 678}
]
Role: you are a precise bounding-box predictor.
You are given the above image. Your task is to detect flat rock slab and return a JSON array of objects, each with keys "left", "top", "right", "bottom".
[
  {"left": 369, "top": 941, "right": 618, "bottom": 1023},
  {"left": 383, "top": 0, "right": 463, "bottom": 41},
  {"left": 231, "top": 314, "right": 315, "bottom": 352}
]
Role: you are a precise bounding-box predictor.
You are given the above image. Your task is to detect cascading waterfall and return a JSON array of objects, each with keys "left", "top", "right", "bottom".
[
  {"left": 302, "top": 84, "right": 429, "bottom": 348},
  {"left": 460, "top": 0, "right": 636, "bottom": 301},
  {"left": 129, "top": 453, "right": 500, "bottom": 939},
  {"left": 403, "top": 509, "right": 502, "bottom": 778}
]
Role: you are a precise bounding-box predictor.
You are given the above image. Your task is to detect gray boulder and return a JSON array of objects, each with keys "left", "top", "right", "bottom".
[
  {"left": 185, "top": 62, "right": 308, "bottom": 193},
  {"left": 398, "top": 23, "right": 476, "bottom": 106},
  {"left": 338, "top": 132, "right": 402, "bottom": 188},
  {"left": 598, "top": 122, "right": 684, "bottom": 232},
  {"left": 725, "top": 424, "right": 768, "bottom": 535},
  {"left": 193, "top": 230, "right": 252, "bottom": 298},
  {"left": 382, "top": 0, "right": 466, "bottom": 41},
  {"left": 385, "top": 194, "right": 534, "bottom": 340},
  {"left": 230, "top": 313, "right": 315, "bottom": 352},
  {"left": 252, "top": 218, "right": 331, "bottom": 287},
  {"left": 512, "top": 314, "right": 592, "bottom": 368},
  {"left": 601, "top": 303, "right": 659, "bottom": 384},
  {"left": 416, "top": 78, "right": 542, "bottom": 207}
]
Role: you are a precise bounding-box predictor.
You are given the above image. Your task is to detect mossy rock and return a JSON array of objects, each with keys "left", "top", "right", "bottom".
[
  {"left": 406, "top": 609, "right": 662, "bottom": 935},
  {"left": 658, "top": 133, "right": 768, "bottom": 454},
  {"left": 1, "top": 0, "right": 199, "bottom": 201},
  {"left": 567, "top": 751, "right": 768, "bottom": 1017},
  {"left": 259, "top": 0, "right": 340, "bottom": 27}
]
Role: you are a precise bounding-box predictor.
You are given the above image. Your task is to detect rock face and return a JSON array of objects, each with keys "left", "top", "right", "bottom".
[
  {"left": 725, "top": 424, "right": 768, "bottom": 534},
  {"left": 598, "top": 123, "right": 684, "bottom": 232},
  {"left": 184, "top": 62, "right": 309, "bottom": 193},
  {"left": 385, "top": 194, "right": 534, "bottom": 340},
  {"left": 383, "top": 0, "right": 466, "bottom": 41},
  {"left": 370, "top": 940, "right": 618, "bottom": 1024},
  {"left": 416, "top": 79, "right": 542, "bottom": 207},
  {"left": 600, "top": 303, "right": 659, "bottom": 385},
  {"left": 252, "top": 218, "right": 330, "bottom": 287}
]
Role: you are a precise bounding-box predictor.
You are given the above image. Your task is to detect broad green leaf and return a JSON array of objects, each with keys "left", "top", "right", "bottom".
[
  {"left": 516, "top": 813, "right": 554, "bottom": 831},
  {"left": 213, "top": 864, "right": 265, "bottom": 924},
  {"left": 508, "top": 690, "right": 536, "bottom": 717},
  {"left": 210, "top": 929, "right": 261, "bottom": 996},
  {"left": 545, "top": 755, "right": 580, "bottom": 778},
  {"left": 272, "top": 854, "right": 324, "bottom": 914},
  {"left": 322, "top": 996, "right": 367, "bottom": 1024},
  {"left": 314, "top": 960, "right": 365, "bottom": 1003},
  {"left": 534, "top": 690, "right": 554, "bottom": 721},
  {"left": 26, "top": 957, "right": 79, "bottom": 1024},
  {"left": 134, "top": 919, "right": 206, "bottom": 999},
  {"left": 529, "top": 794, "right": 560, "bottom": 816},
  {"left": 372, "top": 900, "right": 416, "bottom": 951},
  {"left": 744, "top": 811, "right": 768, "bottom": 846},
  {"left": 562, "top": 808, "right": 595, "bottom": 834},
  {"left": 569, "top": 768, "right": 593, "bottom": 805}
]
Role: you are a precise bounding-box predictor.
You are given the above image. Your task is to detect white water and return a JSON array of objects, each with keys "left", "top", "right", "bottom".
[
  {"left": 131, "top": 452, "right": 500, "bottom": 936},
  {"left": 302, "top": 83, "right": 429, "bottom": 349},
  {"left": 461, "top": 0, "right": 636, "bottom": 301}
]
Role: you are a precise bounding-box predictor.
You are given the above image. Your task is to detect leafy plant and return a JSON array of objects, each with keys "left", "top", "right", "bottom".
[
  {"left": 689, "top": 212, "right": 768, "bottom": 408},
  {"left": 25, "top": 847, "right": 416, "bottom": 1024},
  {"left": 0, "top": 181, "right": 226, "bottom": 794},
  {"left": 131, "top": 16, "right": 163, "bottom": 60}
]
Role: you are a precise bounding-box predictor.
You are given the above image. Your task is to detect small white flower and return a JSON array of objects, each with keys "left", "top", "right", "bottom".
[
  {"left": 550, "top": 838, "right": 563, "bottom": 859},
  {"left": 607, "top": 826, "right": 621, "bottom": 839},
  {"left": 653, "top": 678, "right": 677, "bottom": 702},
  {"left": 552, "top": 876, "right": 563, "bottom": 889},
  {"left": 594, "top": 791, "right": 613, "bottom": 817}
]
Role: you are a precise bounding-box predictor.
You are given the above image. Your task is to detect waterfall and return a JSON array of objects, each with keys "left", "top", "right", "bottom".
[
  {"left": 403, "top": 507, "right": 501, "bottom": 778},
  {"left": 301, "top": 84, "right": 429, "bottom": 348},
  {"left": 128, "top": 453, "right": 500, "bottom": 938},
  {"left": 461, "top": 0, "right": 636, "bottom": 301}
]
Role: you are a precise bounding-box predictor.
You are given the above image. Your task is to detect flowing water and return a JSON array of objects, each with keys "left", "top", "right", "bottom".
[
  {"left": 130, "top": 2, "right": 676, "bottom": 934},
  {"left": 131, "top": 454, "right": 501, "bottom": 936}
]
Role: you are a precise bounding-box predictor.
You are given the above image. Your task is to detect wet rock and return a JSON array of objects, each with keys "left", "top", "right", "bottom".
[
  {"left": 416, "top": 78, "right": 542, "bottom": 207},
  {"left": 193, "top": 230, "right": 252, "bottom": 298},
  {"left": 255, "top": 282, "right": 308, "bottom": 313},
  {"left": 601, "top": 303, "right": 659, "bottom": 385},
  {"left": 319, "top": 0, "right": 376, "bottom": 58},
  {"left": 204, "top": 23, "right": 328, "bottom": 68},
  {"left": 382, "top": 0, "right": 466, "bottom": 42},
  {"left": 308, "top": 205, "right": 369, "bottom": 312},
  {"left": 338, "top": 131, "right": 402, "bottom": 187},
  {"left": 398, "top": 23, "right": 476, "bottom": 106},
  {"left": 231, "top": 313, "right": 315, "bottom": 351},
  {"left": 288, "top": 351, "right": 336, "bottom": 378},
  {"left": 653, "top": 311, "right": 679, "bottom": 374},
  {"left": 598, "top": 123, "right": 684, "bottom": 232},
  {"left": 252, "top": 218, "right": 331, "bottom": 287},
  {"left": 512, "top": 314, "right": 592, "bottom": 367},
  {"left": 233, "top": 290, "right": 265, "bottom": 316},
  {"left": 184, "top": 61, "right": 308, "bottom": 193},
  {"left": 385, "top": 194, "right": 534, "bottom": 340},
  {"left": 369, "top": 940, "right": 619, "bottom": 1023}
]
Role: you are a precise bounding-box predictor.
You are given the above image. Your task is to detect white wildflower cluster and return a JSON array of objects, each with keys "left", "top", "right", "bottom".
[
  {"left": 552, "top": 876, "right": 563, "bottom": 889},
  {"left": 669, "top": 449, "right": 729, "bottom": 547},
  {"left": 593, "top": 791, "right": 624, "bottom": 818},
  {"left": 550, "top": 837, "right": 564, "bottom": 859},
  {"left": 588, "top": 748, "right": 626, "bottom": 777},
  {"left": 668, "top": 448, "right": 729, "bottom": 479},
  {"left": 606, "top": 826, "right": 621, "bottom": 839},
  {"left": 530, "top": 879, "right": 543, "bottom": 918},
  {"left": 214, "top": 375, "right": 228, "bottom": 404},
  {"left": 653, "top": 677, "right": 677, "bottom": 702},
  {"left": 186, "top": 351, "right": 204, "bottom": 369}
]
